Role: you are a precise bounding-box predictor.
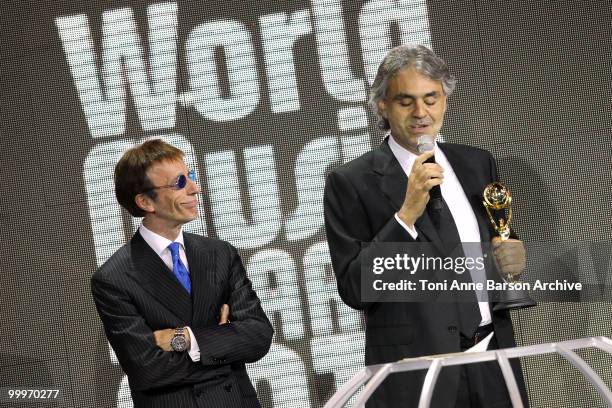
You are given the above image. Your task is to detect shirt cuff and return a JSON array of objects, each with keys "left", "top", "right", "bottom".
[
  {"left": 394, "top": 213, "right": 418, "bottom": 239},
  {"left": 185, "top": 326, "right": 200, "bottom": 362},
  {"left": 463, "top": 331, "right": 493, "bottom": 353}
]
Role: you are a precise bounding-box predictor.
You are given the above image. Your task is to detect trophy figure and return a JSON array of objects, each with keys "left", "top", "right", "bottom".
[{"left": 483, "top": 182, "right": 536, "bottom": 310}]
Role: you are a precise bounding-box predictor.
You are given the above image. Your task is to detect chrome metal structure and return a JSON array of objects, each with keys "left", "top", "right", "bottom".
[{"left": 324, "top": 336, "right": 612, "bottom": 408}]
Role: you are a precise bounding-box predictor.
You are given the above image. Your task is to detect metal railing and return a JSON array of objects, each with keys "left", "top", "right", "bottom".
[{"left": 324, "top": 336, "right": 612, "bottom": 408}]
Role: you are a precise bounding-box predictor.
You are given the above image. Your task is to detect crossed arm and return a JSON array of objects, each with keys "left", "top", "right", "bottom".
[
  {"left": 152, "top": 304, "right": 230, "bottom": 352},
  {"left": 91, "top": 244, "right": 273, "bottom": 392}
]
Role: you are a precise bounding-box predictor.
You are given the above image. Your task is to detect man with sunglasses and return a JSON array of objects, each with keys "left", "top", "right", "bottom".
[{"left": 91, "top": 139, "right": 273, "bottom": 408}]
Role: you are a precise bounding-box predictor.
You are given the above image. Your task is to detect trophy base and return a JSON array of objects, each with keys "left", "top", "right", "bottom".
[{"left": 492, "top": 289, "right": 537, "bottom": 311}]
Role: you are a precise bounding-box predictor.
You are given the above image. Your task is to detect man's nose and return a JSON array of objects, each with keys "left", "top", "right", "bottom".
[
  {"left": 412, "top": 100, "right": 427, "bottom": 118},
  {"left": 186, "top": 176, "right": 201, "bottom": 194}
]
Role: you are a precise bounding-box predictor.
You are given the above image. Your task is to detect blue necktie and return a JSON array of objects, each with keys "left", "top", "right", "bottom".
[{"left": 167, "top": 242, "right": 192, "bottom": 294}]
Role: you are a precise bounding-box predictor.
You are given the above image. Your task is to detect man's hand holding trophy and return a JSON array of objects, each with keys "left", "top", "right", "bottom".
[{"left": 483, "top": 182, "right": 536, "bottom": 310}]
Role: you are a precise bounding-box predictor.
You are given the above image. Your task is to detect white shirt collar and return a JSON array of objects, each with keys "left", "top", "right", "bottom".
[
  {"left": 387, "top": 132, "right": 456, "bottom": 183},
  {"left": 388, "top": 133, "right": 440, "bottom": 176},
  {"left": 139, "top": 223, "right": 185, "bottom": 256}
]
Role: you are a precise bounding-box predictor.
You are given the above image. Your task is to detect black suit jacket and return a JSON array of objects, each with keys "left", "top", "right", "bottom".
[
  {"left": 324, "top": 139, "right": 526, "bottom": 407},
  {"left": 91, "top": 232, "right": 273, "bottom": 408}
]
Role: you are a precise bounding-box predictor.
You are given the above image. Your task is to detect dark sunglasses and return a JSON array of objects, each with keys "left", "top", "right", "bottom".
[{"left": 142, "top": 169, "right": 198, "bottom": 192}]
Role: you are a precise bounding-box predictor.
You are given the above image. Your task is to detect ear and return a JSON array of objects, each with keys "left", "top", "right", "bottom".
[
  {"left": 440, "top": 93, "right": 448, "bottom": 113},
  {"left": 135, "top": 193, "right": 155, "bottom": 214},
  {"left": 377, "top": 99, "right": 388, "bottom": 118}
]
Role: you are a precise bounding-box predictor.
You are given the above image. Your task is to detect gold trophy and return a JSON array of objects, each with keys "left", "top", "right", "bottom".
[
  {"left": 483, "top": 183, "right": 512, "bottom": 241},
  {"left": 483, "top": 182, "right": 536, "bottom": 310}
]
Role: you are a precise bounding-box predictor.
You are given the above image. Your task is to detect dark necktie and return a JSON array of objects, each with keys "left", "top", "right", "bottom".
[
  {"left": 427, "top": 199, "right": 481, "bottom": 338},
  {"left": 167, "top": 242, "right": 192, "bottom": 294}
]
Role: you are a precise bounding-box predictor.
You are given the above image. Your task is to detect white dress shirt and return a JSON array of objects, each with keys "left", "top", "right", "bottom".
[
  {"left": 388, "top": 135, "right": 493, "bottom": 331},
  {"left": 139, "top": 223, "right": 201, "bottom": 361}
]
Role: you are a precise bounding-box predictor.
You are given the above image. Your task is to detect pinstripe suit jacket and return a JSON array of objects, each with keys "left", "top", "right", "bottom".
[{"left": 91, "top": 231, "right": 273, "bottom": 408}]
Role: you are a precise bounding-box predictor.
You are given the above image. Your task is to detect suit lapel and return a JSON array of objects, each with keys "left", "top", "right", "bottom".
[
  {"left": 184, "top": 233, "right": 217, "bottom": 327},
  {"left": 375, "top": 140, "right": 445, "bottom": 252},
  {"left": 439, "top": 144, "right": 493, "bottom": 242},
  {"left": 127, "top": 232, "right": 192, "bottom": 323}
]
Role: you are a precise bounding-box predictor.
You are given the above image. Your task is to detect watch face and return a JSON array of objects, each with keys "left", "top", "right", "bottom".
[{"left": 171, "top": 335, "right": 188, "bottom": 352}]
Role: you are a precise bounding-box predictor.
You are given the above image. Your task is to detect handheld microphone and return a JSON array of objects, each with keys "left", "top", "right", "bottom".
[{"left": 417, "top": 135, "right": 443, "bottom": 210}]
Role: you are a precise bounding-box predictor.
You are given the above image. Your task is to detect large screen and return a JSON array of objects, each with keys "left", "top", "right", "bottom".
[{"left": 1, "top": 1, "right": 611, "bottom": 407}]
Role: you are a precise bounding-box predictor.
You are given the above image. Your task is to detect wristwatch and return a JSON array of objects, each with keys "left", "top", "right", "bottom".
[{"left": 170, "top": 327, "right": 189, "bottom": 352}]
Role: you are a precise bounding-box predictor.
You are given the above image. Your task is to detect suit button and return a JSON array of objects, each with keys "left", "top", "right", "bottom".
[
  {"left": 447, "top": 325, "right": 457, "bottom": 333},
  {"left": 224, "top": 384, "right": 233, "bottom": 392}
]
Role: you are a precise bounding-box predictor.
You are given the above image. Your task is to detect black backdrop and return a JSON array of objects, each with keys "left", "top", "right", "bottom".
[{"left": 1, "top": 0, "right": 611, "bottom": 407}]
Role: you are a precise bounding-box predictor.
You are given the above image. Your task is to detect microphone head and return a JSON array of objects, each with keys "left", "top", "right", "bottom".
[{"left": 417, "top": 135, "right": 435, "bottom": 154}]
